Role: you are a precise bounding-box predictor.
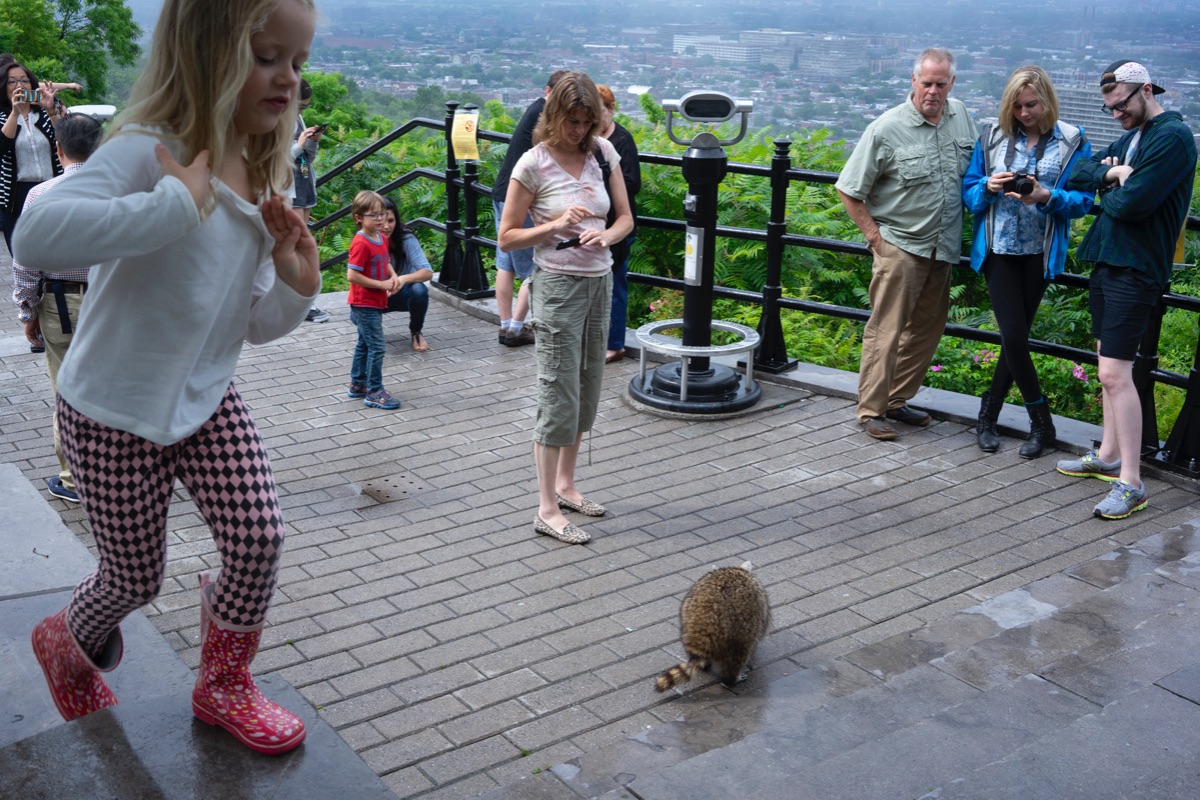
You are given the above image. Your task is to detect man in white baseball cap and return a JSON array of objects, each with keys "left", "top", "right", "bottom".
[{"left": 1056, "top": 59, "right": 1196, "bottom": 519}]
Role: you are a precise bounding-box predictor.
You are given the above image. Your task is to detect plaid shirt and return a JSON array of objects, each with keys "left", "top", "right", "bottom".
[
  {"left": 11, "top": 163, "right": 90, "bottom": 322},
  {"left": 1068, "top": 111, "right": 1197, "bottom": 287}
]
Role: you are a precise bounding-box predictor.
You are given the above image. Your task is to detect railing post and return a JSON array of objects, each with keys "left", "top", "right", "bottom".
[
  {"left": 433, "top": 101, "right": 465, "bottom": 292},
  {"left": 755, "top": 138, "right": 798, "bottom": 374},
  {"left": 1161, "top": 318, "right": 1200, "bottom": 474},
  {"left": 1135, "top": 294, "right": 1166, "bottom": 459},
  {"left": 455, "top": 158, "right": 492, "bottom": 297}
]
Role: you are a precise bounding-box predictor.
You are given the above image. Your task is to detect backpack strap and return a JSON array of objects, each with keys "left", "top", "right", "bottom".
[{"left": 594, "top": 144, "right": 616, "bottom": 227}]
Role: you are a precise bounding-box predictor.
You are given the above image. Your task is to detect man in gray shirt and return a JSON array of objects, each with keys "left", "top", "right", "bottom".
[{"left": 836, "top": 47, "right": 978, "bottom": 440}]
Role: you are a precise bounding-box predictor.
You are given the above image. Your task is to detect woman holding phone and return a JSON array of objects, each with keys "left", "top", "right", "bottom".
[
  {"left": 0, "top": 61, "right": 62, "bottom": 255},
  {"left": 292, "top": 78, "right": 328, "bottom": 322},
  {"left": 498, "top": 72, "right": 633, "bottom": 545}
]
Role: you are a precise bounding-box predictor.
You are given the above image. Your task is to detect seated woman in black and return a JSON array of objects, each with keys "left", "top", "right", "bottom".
[{"left": 380, "top": 196, "right": 434, "bottom": 351}]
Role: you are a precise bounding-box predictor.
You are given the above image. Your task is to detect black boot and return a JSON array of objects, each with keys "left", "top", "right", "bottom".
[
  {"left": 977, "top": 394, "right": 1001, "bottom": 453},
  {"left": 1019, "top": 400, "right": 1056, "bottom": 459}
]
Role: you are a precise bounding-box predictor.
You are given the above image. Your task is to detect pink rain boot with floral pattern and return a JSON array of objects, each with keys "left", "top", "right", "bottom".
[
  {"left": 192, "top": 577, "right": 305, "bottom": 755},
  {"left": 31, "top": 607, "right": 123, "bottom": 721}
]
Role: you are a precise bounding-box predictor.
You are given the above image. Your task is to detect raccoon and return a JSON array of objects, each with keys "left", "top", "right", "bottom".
[{"left": 655, "top": 562, "right": 770, "bottom": 692}]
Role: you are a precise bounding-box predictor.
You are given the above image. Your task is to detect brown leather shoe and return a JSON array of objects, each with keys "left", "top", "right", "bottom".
[
  {"left": 862, "top": 417, "right": 898, "bottom": 440},
  {"left": 501, "top": 328, "right": 535, "bottom": 347}
]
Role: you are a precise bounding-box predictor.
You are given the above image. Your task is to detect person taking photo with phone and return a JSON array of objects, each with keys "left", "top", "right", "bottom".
[{"left": 0, "top": 61, "right": 63, "bottom": 258}]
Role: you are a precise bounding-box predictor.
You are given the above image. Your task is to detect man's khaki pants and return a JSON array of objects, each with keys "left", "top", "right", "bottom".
[
  {"left": 38, "top": 290, "right": 82, "bottom": 491},
  {"left": 856, "top": 238, "right": 951, "bottom": 423}
]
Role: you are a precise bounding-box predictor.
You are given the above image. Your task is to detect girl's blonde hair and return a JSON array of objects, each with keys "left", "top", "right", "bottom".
[
  {"left": 112, "top": 0, "right": 315, "bottom": 199},
  {"left": 998, "top": 65, "right": 1060, "bottom": 138},
  {"left": 534, "top": 72, "right": 602, "bottom": 154}
]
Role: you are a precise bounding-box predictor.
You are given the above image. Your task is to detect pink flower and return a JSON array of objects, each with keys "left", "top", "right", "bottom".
[
  {"left": 974, "top": 349, "right": 996, "bottom": 366},
  {"left": 1072, "top": 363, "right": 1089, "bottom": 383},
  {"left": 931, "top": 364, "right": 944, "bottom": 373}
]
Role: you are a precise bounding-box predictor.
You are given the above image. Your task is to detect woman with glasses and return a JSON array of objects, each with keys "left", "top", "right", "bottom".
[
  {"left": 0, "top": 61, "right": 63, "bottom": 254},
  {"left": 962, "top": 65, "right": 1095, "bottom": 458}
]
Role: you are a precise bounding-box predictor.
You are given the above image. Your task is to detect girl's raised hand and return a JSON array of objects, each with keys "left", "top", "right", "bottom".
[
  {"left": 155, "top": 144, "right": 212, "bottom": 212},
  {"left": 262, "top": 196, "right": 320, "bottom": 297}
]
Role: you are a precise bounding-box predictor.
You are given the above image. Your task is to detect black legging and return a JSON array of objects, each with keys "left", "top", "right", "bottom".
[{"left": 984, "top": 252, "right": 1049, "bottom": 403}]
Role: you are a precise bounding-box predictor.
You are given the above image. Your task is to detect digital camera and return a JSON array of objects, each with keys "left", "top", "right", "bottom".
[
  {"left": 21, "top": 88, "right": 41, "bottom": 104},
  {"left": 1003, "top": 171, "right": 1035, "bottom": 196}
]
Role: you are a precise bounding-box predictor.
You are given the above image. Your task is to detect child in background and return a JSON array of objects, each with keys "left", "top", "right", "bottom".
[
  {"left": 14, "top": 0, "right": 318, "bottom": 755},
  {"left": 347, "top": 189, "right": 402, "bottom": 409}
]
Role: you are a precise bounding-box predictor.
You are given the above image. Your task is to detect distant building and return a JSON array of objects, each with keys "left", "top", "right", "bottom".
[
  {"left": 1054, "top": 84, "right": 1126, "bottom": 149},
  {"left": 673, "top": 35, "right": 760, "bottom": 64}
]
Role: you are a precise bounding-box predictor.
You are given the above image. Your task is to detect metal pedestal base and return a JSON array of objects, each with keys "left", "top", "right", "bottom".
[{"left": 628, "top": 320, "right": 762, "bottom": 415}]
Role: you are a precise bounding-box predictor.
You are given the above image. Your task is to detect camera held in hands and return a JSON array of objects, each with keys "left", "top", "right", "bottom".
[
  {"left": 1002, "top": 171, "right": 1035, "bottom": 196},
  {"left": 20, "top": 88, "right": 41, "bottom": 104}
]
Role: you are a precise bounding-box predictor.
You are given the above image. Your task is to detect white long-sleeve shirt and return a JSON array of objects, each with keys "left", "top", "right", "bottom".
[{"left": 13, "top": 126, "right": 317, "bottom": 445}]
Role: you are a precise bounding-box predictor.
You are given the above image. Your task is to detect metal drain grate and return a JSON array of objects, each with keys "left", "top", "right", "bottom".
[{"left": 361, "top": 474, "right": 423, "bottom": 503}]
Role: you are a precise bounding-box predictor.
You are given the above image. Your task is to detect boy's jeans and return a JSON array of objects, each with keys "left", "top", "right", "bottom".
[{"left": 349, "top": 306, "right": 385, "bottom": 391}]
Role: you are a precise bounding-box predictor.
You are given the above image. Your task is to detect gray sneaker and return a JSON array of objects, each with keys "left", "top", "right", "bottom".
[
  {"left": 1093, "top": 480, "right": 1148, "bottom": 520},
  {"left": 1055, "top": 450, "right": 1120, "bottom": 481}
]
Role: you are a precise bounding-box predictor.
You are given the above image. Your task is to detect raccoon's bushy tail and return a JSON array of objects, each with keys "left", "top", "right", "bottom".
[{"left": 654, "top": 656, "right": 709, "bottom": 692}]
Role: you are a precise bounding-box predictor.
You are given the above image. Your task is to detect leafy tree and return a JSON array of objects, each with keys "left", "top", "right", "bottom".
[
  {"left": 0, "top": 1, "right": 59, "bottom": 60},
  {"left": 638, "top": 93, "right": 665, "bottom": 126},
  {"left": 0, "top": 0, "right": 140, "bottom": 99}
]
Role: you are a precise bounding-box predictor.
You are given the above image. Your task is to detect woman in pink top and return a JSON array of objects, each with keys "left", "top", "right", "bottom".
[{"left": 499, "top": 72, "right": 633, "bottom": 544}]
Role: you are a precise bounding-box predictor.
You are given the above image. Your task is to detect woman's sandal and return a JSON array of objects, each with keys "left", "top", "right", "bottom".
[
  {"left": 605, "top": 348, "right": 625, "bottom": 364},
  {"left": 411, "top": 332, "right": 429, "bottom": 352}
]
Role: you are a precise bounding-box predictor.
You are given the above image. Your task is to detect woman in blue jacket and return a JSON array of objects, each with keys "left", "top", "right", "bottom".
[{"left": 962, "top": 65, "right": 1094, "bottom": 458}]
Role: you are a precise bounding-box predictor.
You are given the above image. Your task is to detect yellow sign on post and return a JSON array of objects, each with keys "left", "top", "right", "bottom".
[
  {"left": 451, "top": 108, "right": 480, "bottom": 162},
  {"left": 1174, "top": 225, "right": 1189, "bottom": 268}
]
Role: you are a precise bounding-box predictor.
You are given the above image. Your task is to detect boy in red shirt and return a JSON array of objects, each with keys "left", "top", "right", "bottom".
[{"left": 346, "top": 190, "right": 401, "bottom": 409}]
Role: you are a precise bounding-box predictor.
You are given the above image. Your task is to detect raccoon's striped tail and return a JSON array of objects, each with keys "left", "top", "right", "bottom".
[{"left": 655, "top": 656, "right": 709, "bottom": 692}]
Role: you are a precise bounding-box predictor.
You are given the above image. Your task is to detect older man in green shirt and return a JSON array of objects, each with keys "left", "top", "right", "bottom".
[{"left": 837, "top": 47, "right": 978, "bottom": 440}]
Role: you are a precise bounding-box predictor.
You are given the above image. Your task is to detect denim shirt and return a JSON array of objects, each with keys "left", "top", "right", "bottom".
[{"left": 992, "top": 128, "right": 1063, "bottom": 256}]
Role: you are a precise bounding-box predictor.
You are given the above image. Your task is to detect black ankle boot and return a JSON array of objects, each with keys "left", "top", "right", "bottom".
[
  {"left": 977, "top": 393, "right": 1001, "bottom": 453},
  {"left": 1019, "top": 401, "right": 1056, "bottom": 459}
]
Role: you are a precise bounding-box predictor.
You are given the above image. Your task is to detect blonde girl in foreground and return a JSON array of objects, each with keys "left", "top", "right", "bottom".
[{"left": 15, "top": 0, "right": 319, "bottom": 755}]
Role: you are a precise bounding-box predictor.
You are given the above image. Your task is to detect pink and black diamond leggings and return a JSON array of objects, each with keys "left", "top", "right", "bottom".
[{"left": 57, "top": 383, "right": 285, "bottom": 659}]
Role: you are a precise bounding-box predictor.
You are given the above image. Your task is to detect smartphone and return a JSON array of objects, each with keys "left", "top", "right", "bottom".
[
  {"left": 21, "top": 89, "right": 40, "bottom": 104},
  {"left": 312, "top": 123, "right": 328, "bottom": 134},
  {"left": 555, "top": 237, "right": 581, "bottom": 250}
]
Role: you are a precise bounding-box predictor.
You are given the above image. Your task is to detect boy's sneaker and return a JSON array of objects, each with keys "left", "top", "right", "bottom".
[
  {"left": 1055, "top": 450, "right": 1121, "bottom": 481},
  {"left": 347, "top": 383, "right": 366, "bottom": 399},
  {"left": 45, "top": 476, "right": 79, "bottom": 503},
  {"left": 306, "top": 307, "right": 330, "bottom": 323},
  {"left": 364, "top": 389, "right": 401, "bottom": 410},
  {"left": 1093, "top": 480, "right": 1148, "bottom": 520}
]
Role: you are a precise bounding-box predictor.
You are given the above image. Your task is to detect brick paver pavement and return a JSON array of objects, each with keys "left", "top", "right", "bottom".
[{"left": 2, "top": 264, "right": 1197, "bottom": 798}]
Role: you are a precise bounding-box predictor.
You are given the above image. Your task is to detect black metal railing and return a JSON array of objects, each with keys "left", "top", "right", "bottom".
[{"left": 308, "top": 104, "right": 1200, "bottom": 478}]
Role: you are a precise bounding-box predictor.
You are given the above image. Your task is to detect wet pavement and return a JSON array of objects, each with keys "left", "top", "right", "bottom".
[{"left": 2, "top": 250, "right": 1199, "bottom": 798}]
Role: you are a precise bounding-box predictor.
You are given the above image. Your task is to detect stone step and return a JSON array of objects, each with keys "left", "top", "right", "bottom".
[
  {"left": 0, "top": 462, "right": 395, "bottom": 800},
  {"left": 480, "top": 516, "right": 1200, "bottom": 800}
]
